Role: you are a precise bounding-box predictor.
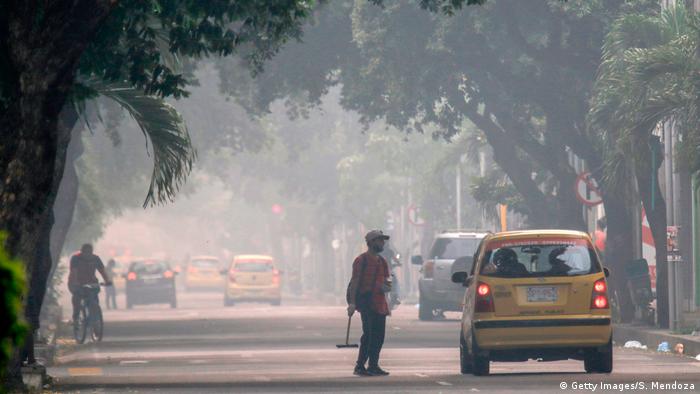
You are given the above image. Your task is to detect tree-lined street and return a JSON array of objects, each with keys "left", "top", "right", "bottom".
[{"left": 48, "top": 293, "right": 700, "bottom": 393}]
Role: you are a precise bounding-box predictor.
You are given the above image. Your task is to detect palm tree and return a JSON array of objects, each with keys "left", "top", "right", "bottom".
[{"left": 588, "top": 3, "right": 700, "bottom": 327}]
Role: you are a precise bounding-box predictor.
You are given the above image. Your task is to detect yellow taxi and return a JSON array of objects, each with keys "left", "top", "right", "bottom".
[
  {"left": 452, "top": 230, "right": 612, "bottom": 376},
  {"left": 223, "top": 255, "right": 281, "bottom": 306},
  {"left": 184, "top": 255, "right": 224, "bottom": 290}
]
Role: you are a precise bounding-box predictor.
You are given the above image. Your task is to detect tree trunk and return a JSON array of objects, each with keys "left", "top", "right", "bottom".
[
  {"left": 634, "top": 136, "right": 669, "bottom": 328},
  {"left": 49, "top": 107, "right": 82, "bottom": 277},
  {"left": 601, "top": 192, "right": 637, "bottom": 323},
  {"left": 0, "top": 2, "right": 114, "bottom": 385}
]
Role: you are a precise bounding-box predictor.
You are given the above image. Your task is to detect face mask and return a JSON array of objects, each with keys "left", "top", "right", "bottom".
[{"left": 371, "top": 243, "right": 384, "bottom": 253}]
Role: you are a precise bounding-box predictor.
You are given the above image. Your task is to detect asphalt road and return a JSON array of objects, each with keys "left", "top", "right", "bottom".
[{"left": 49, "top": 291, "right": 700, "bottom": 393}]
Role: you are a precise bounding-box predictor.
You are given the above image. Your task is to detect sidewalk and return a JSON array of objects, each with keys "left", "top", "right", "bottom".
[{"left": 614, "top": 323, "right": 700, "bottom": 358}]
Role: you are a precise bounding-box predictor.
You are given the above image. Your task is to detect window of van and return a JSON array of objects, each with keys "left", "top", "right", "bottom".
[
  {"left": 429, "top": 238, "right": 480, "bottom": 260},
  {"left": 479, "top": 243, "right": 601, "bottom": 278}
]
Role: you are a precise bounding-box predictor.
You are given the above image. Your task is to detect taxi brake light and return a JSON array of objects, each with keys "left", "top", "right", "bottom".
[
  {"left": 228, "top": 269, "right": 236, "bottom": 282},
  {"left": 475, "top": 281, "right": 494, "bottom": 313},
  {"left": 188, "top": 266, "right": 198, "bottom": 274},
  {"left": 593, "top": 280, "right": 606, "bottom": 293},
  {"left": 163, "top": 270, "right": 174, "bottom": 279},
  {"left": 590, "top": 279, "right": 609, "bottom": 309},
  {"left": 593, "top": 295, "right": 608, "bottom": 309},
  {"left": 477, "top": 283, "right": 490, "bottom": 296},
  {"left": 272, "top": 269, "right": 280, "bottom": 285},
  {"left": 127, "top": 272, "right": 137, "bottom": 281}
]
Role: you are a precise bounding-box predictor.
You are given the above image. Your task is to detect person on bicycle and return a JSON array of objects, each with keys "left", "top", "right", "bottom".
[{"left": 68, "top": 244, "right": 112, "bottom": 324}]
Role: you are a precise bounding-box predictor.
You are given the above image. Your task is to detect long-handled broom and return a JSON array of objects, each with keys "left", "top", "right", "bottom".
[{"left": 336, "top": 316, "right": 359, "bottom": 348}]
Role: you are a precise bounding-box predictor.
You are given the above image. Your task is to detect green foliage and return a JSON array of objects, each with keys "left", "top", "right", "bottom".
[
  {"left": 0, "top": 233, "right": 26, "bottom": 375},
  {"left": 590, "top": 3, "right": 700, "bottom": 183},
  {"left": 88, "top": 79, "right": 196, "bottom": 207}
]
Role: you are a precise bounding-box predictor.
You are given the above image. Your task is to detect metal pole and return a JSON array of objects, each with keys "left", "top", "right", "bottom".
[
  {"left": 665, "top": 121, "right": 677, "bottom": 331},
  {"left": 456, "top": 164, "right": 461, "bottom": 230}
]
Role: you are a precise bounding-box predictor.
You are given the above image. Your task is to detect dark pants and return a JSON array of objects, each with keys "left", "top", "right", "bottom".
[
  {"left": 105, "top": 285, "right": 117, "bottom": 309},
  {"left": 356, "top": 309, "right": 387, "bottom": 368},
  {"left": 69, "top": 285, "right": 99, "bottom": 322}
]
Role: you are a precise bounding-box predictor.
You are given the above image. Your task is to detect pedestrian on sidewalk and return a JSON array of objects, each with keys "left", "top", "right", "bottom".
[
  {"left": 104, "top": 259, "right": 118, "bottom": 309},
  {"left": 346, "top": 230, "right": 392, "bottom": 377}
]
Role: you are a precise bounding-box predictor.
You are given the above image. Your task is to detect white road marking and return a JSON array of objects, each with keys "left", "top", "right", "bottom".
[
  {"left": 470, "top": 389, "right": 480, "bottom": 392},
  {"left": 189, "top": 359, "right": 208, "bottom": 364},
  {"left": 254, "top": 376, "right": 271, "bottom": 382},
  {"left": 436, "top": 381, "right": 453, "bottom": 386},
  {"left": 415, "top": 373, "right": 429, "bottom": 378}
]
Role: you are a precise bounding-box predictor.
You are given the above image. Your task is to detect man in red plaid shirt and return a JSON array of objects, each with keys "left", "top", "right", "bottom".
[{"left": 346, "top": 230, "right": 391, "bottom": 376}]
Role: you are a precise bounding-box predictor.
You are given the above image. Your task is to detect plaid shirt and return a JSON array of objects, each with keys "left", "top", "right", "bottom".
[{"left": 346, "top": 251, "right": 389, "bottom": 315}]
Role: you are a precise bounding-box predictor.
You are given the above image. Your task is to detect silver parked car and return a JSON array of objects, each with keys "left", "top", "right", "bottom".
[{"left": 413, "top": 230, "right": 488, "bottom": 320}]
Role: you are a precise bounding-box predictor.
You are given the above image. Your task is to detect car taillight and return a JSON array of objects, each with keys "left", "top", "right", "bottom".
[
  {"left": 163, "top": 270, "right": 174, "bottom": 279},
  {"left": 591, "top": 279, "right": 609, "bottom": 309},
  {"left": 594, "top": 280, "right": 606, "bottom": 293},
  {"left": 127, "top": 272, "right": 137, "bottom": 281},
  {"left": 272, "top": 269, "right": 280, "bottom": 285},
  {"left": 423, "top": 260, "right": 435, "bottom": 278},
  {"left": 475, "top": 281, "right": 495, "bottom": 313}
]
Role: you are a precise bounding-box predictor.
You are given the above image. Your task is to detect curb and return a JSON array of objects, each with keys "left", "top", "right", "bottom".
[{"left": 614, "top": 324, "right": 700, "bottom": 358}]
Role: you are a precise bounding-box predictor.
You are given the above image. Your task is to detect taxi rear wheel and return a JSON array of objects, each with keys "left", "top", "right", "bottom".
[
  {"left": 584, "top": 338, "right": 613, "bottom": 373},
  {"left": 471, "top": 332, "right": 490, "bottom": 376},
  {"left": 459, "top": 331, "right": 472, "bottom": 374}
]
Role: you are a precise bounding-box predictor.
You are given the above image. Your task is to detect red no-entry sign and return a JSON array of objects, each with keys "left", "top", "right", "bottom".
[{"left": 574, "top": 172, "right": 603, "bottom": 207}]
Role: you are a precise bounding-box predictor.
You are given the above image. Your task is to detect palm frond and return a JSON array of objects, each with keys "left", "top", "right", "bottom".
[{"left": 84, "top": 78, "right": 196, "bottom": 207}]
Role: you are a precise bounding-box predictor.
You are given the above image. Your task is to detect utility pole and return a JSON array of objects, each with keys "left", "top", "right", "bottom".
[{"left": 456, "top": 164, "right": 461, "bottom": 230}]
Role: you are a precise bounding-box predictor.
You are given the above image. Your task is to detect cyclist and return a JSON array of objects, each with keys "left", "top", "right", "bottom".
[{"left": 68, "top": 244, "right": 112, "bottom": 330}]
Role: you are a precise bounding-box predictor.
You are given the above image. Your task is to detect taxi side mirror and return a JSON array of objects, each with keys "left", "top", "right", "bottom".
[
  {"left": 411, "top": 255, "right": 424, "bottom": 265},
  {"left": 603, "top": 267, "right": 610, "bottom": 278},
  {"left": 451, "top": 271, "right": 468, "bottom": 285}
]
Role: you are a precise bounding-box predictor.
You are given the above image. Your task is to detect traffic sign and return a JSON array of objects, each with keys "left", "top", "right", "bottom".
[
  {"left": 407, "top": 204, "right": 425, "bottom": 226},
  {"left": 574, "top": 172, "right": 603, "bottom": 207}
]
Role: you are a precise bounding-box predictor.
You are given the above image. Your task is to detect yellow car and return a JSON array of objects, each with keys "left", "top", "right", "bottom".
[
  {"left": 224, "top": 255, "right": 281, "bottom": 306},
  {"left": 452, "top": 230, "right": 612, "bottom": 376},
  {"left": 184, "top": 255, "right": 224, "bottom": 290}
]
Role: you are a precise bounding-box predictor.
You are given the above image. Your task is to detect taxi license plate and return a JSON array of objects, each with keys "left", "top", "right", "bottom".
[
  {"left": 143, "top": 278, "right": 158, "bottom": 284},
  {"left": 527, "top": 286, "right": 557, "bottom": 302}
]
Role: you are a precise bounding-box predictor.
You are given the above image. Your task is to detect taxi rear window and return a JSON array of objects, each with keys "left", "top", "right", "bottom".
[
  {"left": 234, "top": 261, "right": 273, "bottom": 272},
  {"left": 479, "top": 239, "right": 601, "bottom": 278},
  {"left": 191, "top": 259, "right": 219, "bottom": 268}
]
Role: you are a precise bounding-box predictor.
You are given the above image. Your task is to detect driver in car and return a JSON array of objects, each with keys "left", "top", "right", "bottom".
[{"left": 493, "top": 248, "right": 529, "bottom": 277}]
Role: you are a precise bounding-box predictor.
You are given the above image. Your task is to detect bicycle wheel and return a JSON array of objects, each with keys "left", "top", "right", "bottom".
[
  {"left": 91, "top": 306, "right": 104, "bottom": 342},
  {"left": 74, "top": 304, "right": 88, "bottom": 344}
]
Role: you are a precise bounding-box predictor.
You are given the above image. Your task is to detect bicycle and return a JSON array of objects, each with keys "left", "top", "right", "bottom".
[{"left": 73, "top": 283, "right": 108, "bottom": 344}]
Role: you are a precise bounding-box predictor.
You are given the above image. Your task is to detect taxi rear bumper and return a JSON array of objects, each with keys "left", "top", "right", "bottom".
[
  {"left": 226, "top": 284, "right": 280, "bottom": 300},
  {"left": 474, "top": 317, "right": 612, "bottom": 350}
]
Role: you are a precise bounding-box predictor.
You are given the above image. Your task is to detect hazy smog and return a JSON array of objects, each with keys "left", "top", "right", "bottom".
[{"left": 3, "top": 1, "right": 700, "bottom": 393}]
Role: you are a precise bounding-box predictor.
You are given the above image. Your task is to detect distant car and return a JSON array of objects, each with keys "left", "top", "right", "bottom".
[
  {"left": 413, "top": 230, "right": 489, "bottom": 320},
  {"left": 184, "top": 255, "right": 224, "bottom": 290},
  {"left": 125, "top": 259, "right": 177, "bottom": 309},
  {"left": 224, "top": 255, "right": 281, "bottom": 306},
  {"left": 111, "top": 256, "right": 145, "bottom": 291},
  {"left": 453, "top": 230, "right": 612, "bottom": 376}
]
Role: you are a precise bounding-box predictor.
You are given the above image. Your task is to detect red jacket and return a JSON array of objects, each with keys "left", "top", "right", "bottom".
[{"left": 346, "top": 252, "right": 389, "bottom": 315}]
